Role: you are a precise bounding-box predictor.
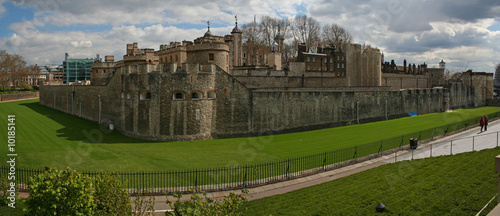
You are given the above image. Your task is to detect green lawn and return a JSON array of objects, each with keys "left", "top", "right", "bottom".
[
  {"left": 0, "top": 99, "right": 499, "bottom": 172},
  {"left": 243, "top": 147, "right": 500, "bottom": 216}
]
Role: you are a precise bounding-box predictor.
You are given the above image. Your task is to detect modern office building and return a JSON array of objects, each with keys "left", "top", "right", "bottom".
[{"left": 62, "top": 53, "right": 100, "bottom": 85}]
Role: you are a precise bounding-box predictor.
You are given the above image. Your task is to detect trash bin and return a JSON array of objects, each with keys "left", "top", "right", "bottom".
[{"left": 410, "top": 138, "right": 418, "bottom": 149}]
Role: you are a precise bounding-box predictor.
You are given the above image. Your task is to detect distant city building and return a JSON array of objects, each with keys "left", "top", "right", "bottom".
[{"left": 63, "top": 53, "right": 100, "bottom": 85}]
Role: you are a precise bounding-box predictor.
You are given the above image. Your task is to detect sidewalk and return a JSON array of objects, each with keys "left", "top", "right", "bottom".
[
  {"left": 0, "top": 97, "right": 38, "bottom": 103},
  {"left": 142, "top": 119, "right": 500, "bottom": 213}
]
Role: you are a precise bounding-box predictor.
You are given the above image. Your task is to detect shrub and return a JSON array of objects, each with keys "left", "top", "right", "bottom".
[
  {"left": 0, "top": 175, "right": 17, "bottom": 207},
  {"left": 133, "top": 189, "right": 156, "bottom": 216},
  {"left": 20, "top": 82, "right": 32, "bottom": 90},
  {"left": 166, "top": 189, "right": 248, "bottom": 216},
  {"left": 94, "top": 174, "right": 132, "bottom": 216},
  {"left": 25, "top": 166, "right": 96, "bottom": 216},
  {"left": 32, "top": 85, "right": 39, "bottom": 91}
]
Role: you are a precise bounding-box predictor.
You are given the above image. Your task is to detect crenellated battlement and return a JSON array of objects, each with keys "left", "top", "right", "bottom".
[{"left": 186, "top": 42, "right": 230, "bottom": 52}]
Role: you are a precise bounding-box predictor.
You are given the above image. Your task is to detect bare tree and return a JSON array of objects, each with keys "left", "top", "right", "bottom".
[
  {"left": 260, "top": 16, "right": 291, "bottom": 47},
  {"left": 291, "top": 15, "right": 320, "bottom": 53},
  {"left": 322, "top": 23, "right": 352, "bottom": 49},
  {"left": 0, "top": 50, "right": 31, "bottom": 90},
  {"left": 242, "top": 19, "right": 265, "bottom": 65}
]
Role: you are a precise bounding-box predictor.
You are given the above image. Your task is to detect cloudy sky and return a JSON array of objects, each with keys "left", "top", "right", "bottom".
[{"left": 0, "top": 0, "right": 499, "bottom": 72}]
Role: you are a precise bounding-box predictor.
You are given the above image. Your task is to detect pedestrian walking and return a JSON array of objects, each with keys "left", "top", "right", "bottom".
[
  {"left": 480, "top": 116, "right": 485, "bottom": 132},
  {"left": 484, "top": 115, "right": 488, "bottom": 131}
]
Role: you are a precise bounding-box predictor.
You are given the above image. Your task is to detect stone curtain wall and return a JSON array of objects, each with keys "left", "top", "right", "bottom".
[
  {"left": 0, "top": 92, "right": 39, "bottom": 101},
  {"left": 248, "top": 88, "right": 446, "bottom": 135},
  {"left": 382, "top": 73, "right": 430, "bottom": 90}
]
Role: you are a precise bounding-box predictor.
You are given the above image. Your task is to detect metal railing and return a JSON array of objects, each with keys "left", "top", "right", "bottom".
[{"left": 3, "top": 111, "right": 500, "bottom": 195}]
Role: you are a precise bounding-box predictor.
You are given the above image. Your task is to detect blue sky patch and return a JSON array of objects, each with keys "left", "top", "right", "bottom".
[{"left": 0, "top": 2, "right": 35, "bottom": 37}]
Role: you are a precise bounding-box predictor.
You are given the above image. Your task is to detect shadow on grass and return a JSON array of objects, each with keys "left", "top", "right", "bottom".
[{"left": 20, "top": 101, "right": 154, "bottom": 144}]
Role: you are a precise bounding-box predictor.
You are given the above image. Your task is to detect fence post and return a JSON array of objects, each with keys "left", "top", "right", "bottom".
[
  {"left": 430, "top": 144, "right": 432, "bottom": 157},
  {"left": 142, "top": 171, "right": 145, "bottom": 194},
  {"left": 244, "top": 166, "right": 248, "bottom": 188},
  {"left": 195, "top": 169, "right": 198, "bottom": 188},
  {"left": 286, "top": 159, "right": 290, "bottom": 179},
  {"left": 497, "top": 132, "right": 499, "bottom": 147},
  {"left": 473, "top": 136, "right": 475, "bottom": 151},
  {"left": 353, "top": 147, "right": 358, "bottom": 160},
  {"left": 378, "top": 141, "right": 383, "bottom": 155},
  {"left": 395, "top": 150, "right": 397, "bottom": 162},
  {"left": 450, "top": 140, "right": 453, "bottom": 155},
  {"left": 432, "top": 128, "right": 436, "bottom": 140},
  {"left": 323, "top": 152, "right": 327, "bottom": 170},
  {"left": 411, "top": 149, "right": 414, "bottom": 160}
]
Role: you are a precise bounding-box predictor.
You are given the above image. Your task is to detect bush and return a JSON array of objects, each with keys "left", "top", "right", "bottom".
[
  {"left": 166, "top": 189, "right": 248, "bottom": 216},
  {"left": 93, "top": 174, "right": 132, "bottom": 216},
  {"left": 20, "top": 82, "right": 32, "bottom": 90},
  {"left": 0, "top": 175, "right": 17, "bottom": 207},
  {"left": 32, "top": 85, "right": 39, "bottom": 91},
  {"left": 25, "top": 166, "right": 96, "bottom": 215}
]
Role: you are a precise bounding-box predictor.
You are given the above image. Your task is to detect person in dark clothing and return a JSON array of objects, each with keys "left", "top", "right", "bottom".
[
  {"left": 484, "top": 115, "right": 488, "bottom": 131},
  {"left": 480, "top": 116, "right": 485, "bottom": 132}
]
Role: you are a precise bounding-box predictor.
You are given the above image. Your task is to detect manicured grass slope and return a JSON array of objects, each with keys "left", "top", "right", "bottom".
[
  {"left": 243, "top": 148, "right": 500, "bottom": 216},
  {"left": 1, "top": 99, "right": 499, "bottom": 172}
]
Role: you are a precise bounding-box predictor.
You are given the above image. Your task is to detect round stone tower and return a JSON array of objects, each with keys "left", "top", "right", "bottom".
[{"left": 186, "top": 24, "right": 230, "bottom": 72}]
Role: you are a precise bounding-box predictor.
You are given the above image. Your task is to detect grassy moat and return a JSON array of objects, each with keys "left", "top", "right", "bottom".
[{"left": 1, "top": 99, "right": 499, "bottom": 172}]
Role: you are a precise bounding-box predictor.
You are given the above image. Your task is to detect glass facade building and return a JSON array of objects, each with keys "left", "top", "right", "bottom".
[{"left": 62, "top": 58, "right": 96, "bottom": 84}]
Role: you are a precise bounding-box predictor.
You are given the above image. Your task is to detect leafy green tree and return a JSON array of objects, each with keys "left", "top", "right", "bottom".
[{"left": 25, "top": 166, "right": 96, "bottom": 216}]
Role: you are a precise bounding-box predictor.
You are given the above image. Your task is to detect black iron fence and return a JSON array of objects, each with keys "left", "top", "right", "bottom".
[{"left": 2, "top": 111, "right": 500, "bottom": 195}]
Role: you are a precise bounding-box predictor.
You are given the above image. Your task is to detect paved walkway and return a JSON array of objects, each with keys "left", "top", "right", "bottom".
[
  {"left": 140, "top": 118, "right": 500, "bottom": 214},
  {"left": 0, "top": 97, "right": 38, "bottom": 103}
]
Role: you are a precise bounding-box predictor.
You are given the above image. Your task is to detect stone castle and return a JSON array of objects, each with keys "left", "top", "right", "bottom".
[{"left": 40, "top": 20, "right": 494, "bottom": 141}]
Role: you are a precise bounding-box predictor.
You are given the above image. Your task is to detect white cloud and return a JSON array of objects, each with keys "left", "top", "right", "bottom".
[
  {"left": 1, "top": 0, "right": 499, "bottom": 73},
  {"left": 70, "top": 40, "right": 92, "bottom": 48}
]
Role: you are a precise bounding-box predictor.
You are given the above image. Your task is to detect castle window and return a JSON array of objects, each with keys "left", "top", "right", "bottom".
[
  {"left": 337, "top": 63, "right": 340, "bottom": 69},
  {"left": 170, "top": 56, "right": 173, "bottom": 62},
  {"left": 312, "top": 66, "right": 315, "bottom": 71},
  {"left": 312, "top": 57, "right": 315, "bottom": 62},
  {"left": 173, "top": 92, "right": 185, "bottom": 100},
  {"left": 330, "top": 58, "right": 332, "bottom": 63},
  {"left": 337, "top": 56, "right": 340, "bottom": 61},
  {"left": 243, "top": 53, "right": 246, "bottom": 58},
  {"left": 342, "top": 64, "right": 344, "bottom": 69},
  {"left": 342, "top": 72, "right": 345, "bottom": 76},
  {"left": 324, "top": 58, "right": 327, "bottom": 63},
  {"left": 127, "top": 92, "right": 133, "bottom": 100},
  {"left": 208, "top": 53, "right": 215, "bottom": 61},
  {"left": 175, "top": 55, "right": 178, "bottom": 62},
  {"left": 330, "top": 67, "right": 332, "bottom": 72},
  {"left": 191, "top": 91, "right": 203, "bottom": 100},
  {"left": 324, "top": 66, "right": 327, "bottom": 71},
  {"left": 307, "top": 65, "right": 310, "bottom": 71},
  {"left": 121, "top": 92, "right": 124, "bottom": 99},
  {"left": 207, "top": 91, "right": 216, "bottom": 99},
  {"left": 140, "top": 91, "right": 151, "bottom": 100},
  {"left": 104, "top": 70, "right": 106, "bottom": 73},
  {"left": 307, "top": 57, "right": 310, "bottom": 62},
  {"left": 342, "top": 56, "right": 344, "bottom": 61}
]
